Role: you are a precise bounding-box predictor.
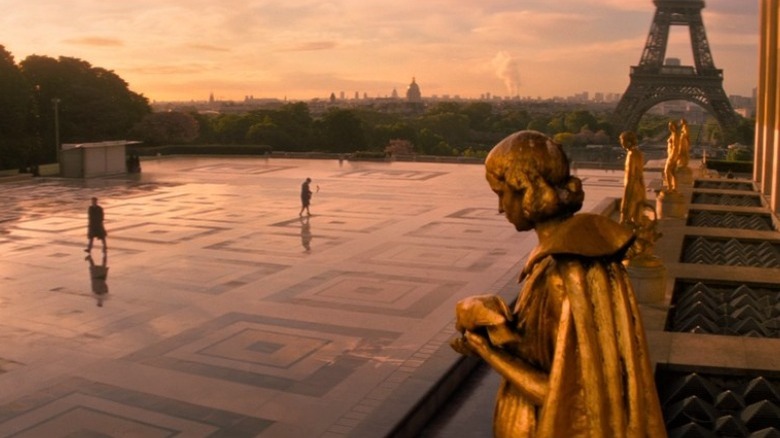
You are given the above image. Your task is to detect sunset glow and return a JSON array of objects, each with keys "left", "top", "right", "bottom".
[{"left": 0, "top": 0, "right": 759, "bottom": 102}]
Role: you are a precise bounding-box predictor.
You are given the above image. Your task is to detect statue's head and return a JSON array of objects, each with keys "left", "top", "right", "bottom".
[
  {"left": 485, "top": 130, "right": 584, "bottom": 231},
  {"left": 619, "top": 131, "right": 637, "bottom": 150}
]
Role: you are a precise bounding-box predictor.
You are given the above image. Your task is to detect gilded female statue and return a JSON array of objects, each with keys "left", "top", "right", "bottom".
[
  {"left": 618, "top": 131, "right": 646, "bottom": 226},
  {"left": 677, "top": 118, "right": 690, "bottom": 169},
  {"left": 451, "top": 130, "right": 666, "bottom": 438},
  {"left": 662, "top": 121, "right": 680, "bottom": 192}
]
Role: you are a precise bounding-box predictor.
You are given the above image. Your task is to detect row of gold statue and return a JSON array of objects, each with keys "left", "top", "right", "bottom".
[{"left": 451, "top": 129, "right": 668, "bottom": 437}]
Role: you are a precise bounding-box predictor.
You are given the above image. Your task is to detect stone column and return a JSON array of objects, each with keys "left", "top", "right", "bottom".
[
  {"left": 758, "top": 0, "right": 779, "bottom": 213},
  {"left": 772, "top": 0, "right": 780, "bottom": 214}
]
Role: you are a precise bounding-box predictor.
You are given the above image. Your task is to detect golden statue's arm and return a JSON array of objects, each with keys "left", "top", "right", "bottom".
[{"left": 461, "top": 331, "right": 550, "bottom": 406}]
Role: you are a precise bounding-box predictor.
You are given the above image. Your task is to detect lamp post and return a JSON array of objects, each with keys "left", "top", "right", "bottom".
[{"left": 52, "top": 98, "right": 61, "bottom": 165}]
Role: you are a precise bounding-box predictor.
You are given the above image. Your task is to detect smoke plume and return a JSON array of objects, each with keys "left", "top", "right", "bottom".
[{"left": 492, "top": 51, "right": 521, "bottom": 97}]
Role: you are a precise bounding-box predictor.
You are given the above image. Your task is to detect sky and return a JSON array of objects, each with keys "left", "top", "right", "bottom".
[{"left": 0, "top": 0, "right": 760, "bottom": 103}]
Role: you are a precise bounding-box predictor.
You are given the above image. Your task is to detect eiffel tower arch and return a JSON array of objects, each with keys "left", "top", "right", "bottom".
[{"left": 613, "top": 0, "right": 741, "bottom": 143}]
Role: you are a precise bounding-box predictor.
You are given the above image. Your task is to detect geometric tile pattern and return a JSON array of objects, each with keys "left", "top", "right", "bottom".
[
  {"left": 687, "top": 210, "right": 776, "bottom": 231},
  {"left": 681, "top": 236, "right": 780, "bottom": 268},
  {"left": 656, "top": 369, "right": 780, "bottom": 437},
  {"left": 692, "top": 192, "right": 763, "bottom": 207},
  {"left": 0, "top": 160, "right": 625, "bottom": 437},
  {"left": 0, "top": 377, "right": 273, "bottom": 437},
  {"left": 447, "top": 208, "right": 503, "bottom": 221},
  {"left": 111, "top": 222, "right": 227, "bottom": 245},
  {"left": 205, "top": 230, "right": 344, "bottom": 257},
  {"left": 353, "top": 241, "right": 508, "bottom": 272},
  {"left": 268, "top": 270, "right": 464, "bottom": 317},
  {"left": 270, "top": 215, "right": 398, "bottom": 234},
  {"left": 667, "top": 281, "right": 780, "bottom": 337},
  {"left": 123, "top": 312, "right": 401, "bottom": 396},
  {"left": 138, "top": 257, "right": 288, "bottom": 295},
  {"left": 406, "top": 220, "right": 511, "bottom": 241},
  {"left": 180, "top": 163, "right": 294, "bottom": 175},
  {"left": 694, "top": 180, "right": 755, "bottom": 191},
  {"left": 336, "top": 169, "right": 447, "bottom": 181}
]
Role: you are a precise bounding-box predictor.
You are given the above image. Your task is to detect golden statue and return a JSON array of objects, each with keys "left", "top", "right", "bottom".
[
  {"left": 677, "top": 118, "right": 690, "bottom": 169},
  {"left": 624, "top": 203, "right": 663, "bottom": 265},
  {"left": 451, "top": 130, "right": 666, "bottom": 438},
  {"left": 618, "top": 131, "right": 646, "bottom": 226},
  {"left": 618, "top": 131, "right": 662, "bottom": 265},
  {"left": 662, "top": 121, "right": 680, "bottom": 192}
]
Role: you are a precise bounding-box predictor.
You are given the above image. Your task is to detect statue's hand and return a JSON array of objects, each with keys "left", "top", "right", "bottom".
[
  {"left": 449, "top": 331, "right": 491, "bottom": 357},
  {"left": 463, "top": 331, "right": 491, "bottom": 356},
  {"left": 450, "top": 335, "right": 477, "bottom": 356},
  {"left": 454, "top": 295, "right": 512, "bottom": 333}
]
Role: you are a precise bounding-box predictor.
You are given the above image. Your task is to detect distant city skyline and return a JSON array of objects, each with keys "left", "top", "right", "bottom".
[{"left": 1, "top": 0, "right": 759, "bottom": 102}]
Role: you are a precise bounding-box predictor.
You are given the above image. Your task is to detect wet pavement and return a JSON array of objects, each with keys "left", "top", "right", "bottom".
[{"left": 0, "top": 157, "right": 625, "bottom": 437}]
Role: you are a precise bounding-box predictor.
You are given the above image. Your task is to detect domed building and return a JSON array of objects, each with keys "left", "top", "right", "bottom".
[{"left": 406, "top": 77, "right": 422, "bottom": 102}]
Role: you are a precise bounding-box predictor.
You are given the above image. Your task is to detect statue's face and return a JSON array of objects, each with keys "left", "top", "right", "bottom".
[{"left": 487, "top": 172, "right": 533, "bottom": 232}]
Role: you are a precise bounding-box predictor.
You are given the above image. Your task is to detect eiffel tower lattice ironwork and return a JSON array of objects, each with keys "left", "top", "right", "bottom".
[{"left": 613, "top": 0, "right": 740, "bottom": 142}]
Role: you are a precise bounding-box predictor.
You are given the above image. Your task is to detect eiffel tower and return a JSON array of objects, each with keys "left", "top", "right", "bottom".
[{"left": 613, "top": 0, "right": 740, "bottom": 142}]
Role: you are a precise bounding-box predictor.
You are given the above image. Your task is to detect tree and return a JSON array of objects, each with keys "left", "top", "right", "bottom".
[
  {"left": 417, "top": 112, "right": 470, "bottom": 147},
  {"left": 462, "top": 102, "right": 493, "bottom": 131},
  {"left": 572, "top": 128, "right": 590, "bottom": 146},
  {"left": 318, "top": 108, "right": 367, "bottom": 152},
  {"left": 131, "top": 111, "right": 199, "bottom": 145},
  {"left": 211, "top": 114, "right": 253, "bottom": 144},
  {"left": 564, "top": 110, "right": 598, "bottom": 133},
  {"left": 490, "top": 109, "right": 531, "bottom": 136},
  {"left": 268, "top": 102, "right": 314, "bottom": 150},
  {"left": 385, "top": 139, "right": 414, "bottom": 156},
  {"left": 246, "top": 116, "right": 290, "bottom": 147},
  {"left": 20, "top": 55, "right": 150, "bottom": 161},
  {"left": 546, "top": 115, "right": 566, "bottom": 134},
  {"left": 527, "top": 115, "right": 552, "bottom": 133},
  {"left": 553, "top": 132, "right": 575, "bottom": 148},
  {"left": 0, "top": 46, "right": 34, "bottom": 170},
  {"left": 735, "top": 116, "right": 754, "bottom": 146}
]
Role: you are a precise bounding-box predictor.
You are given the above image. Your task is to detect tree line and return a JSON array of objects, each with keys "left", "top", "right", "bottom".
[
  {"left": 0, "top": 44, "right": 753, "bottom": 172},
  {"left": 144, "top": 101, "right": 624, "bottom": 158},
  {"left": 0, "top": 45, "right": 151, "bottom": 171}
]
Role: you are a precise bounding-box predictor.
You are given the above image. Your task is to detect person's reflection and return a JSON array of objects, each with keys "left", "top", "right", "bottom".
[
  {"left": 85, "top": 252, "right": 109, "bottom": 307},
  {"left": 300, "top": 216, "right": 312, "bottom": 252}
]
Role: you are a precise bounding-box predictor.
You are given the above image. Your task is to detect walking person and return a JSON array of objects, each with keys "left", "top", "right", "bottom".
[
  {"left": 85, "top": 197, "right": 107, "bottom": 253},
  {"left": 299, "top": 178, "right": 313, "bottom": 217}
]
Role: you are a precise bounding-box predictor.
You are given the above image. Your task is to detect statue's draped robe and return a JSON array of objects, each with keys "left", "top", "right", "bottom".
[
  {"left": 494, "top": 214, "right": 666, "bottom": 438},
  {"left": 620, "top": 147, "right": 646, "bottom": 225}
]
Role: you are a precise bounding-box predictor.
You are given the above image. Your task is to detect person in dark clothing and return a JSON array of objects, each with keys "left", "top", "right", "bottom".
[
  {"left": 299, "top": 178, "right": 313, "bottom": 216},
  {"left": 86, "top": 197, "right": 107, "bottom": 253}
]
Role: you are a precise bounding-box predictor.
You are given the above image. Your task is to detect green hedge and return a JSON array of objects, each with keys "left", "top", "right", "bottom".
[
  {"left": 350, "top": 150, "right": 387, "bottom": 160},
  {"left": 705, "top": 159, "right": 753, "bottom": 174},
  {"left": 133, "top": 144, "right": 272, "bottom": 156}
]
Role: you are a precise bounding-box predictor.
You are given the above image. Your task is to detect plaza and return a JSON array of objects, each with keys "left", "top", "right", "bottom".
[{"left": 0, "top": 157, "right": 626, "bottom": 437}]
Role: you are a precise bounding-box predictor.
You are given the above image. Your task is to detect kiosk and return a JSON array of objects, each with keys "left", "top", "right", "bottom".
[{"left": 60, "top": 141, "right": 138, "bottom": 178}]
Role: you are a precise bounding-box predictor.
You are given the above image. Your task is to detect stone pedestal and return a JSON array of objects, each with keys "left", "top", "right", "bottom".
[
  {"left": 627, "top": 257, "right": 666, "bottom": 303},
  {"left": 657, "top": 190, "right": 686, "bottom": 219},
  {"left": 676, "top": 166, "right": 694, "bottom": 186}
]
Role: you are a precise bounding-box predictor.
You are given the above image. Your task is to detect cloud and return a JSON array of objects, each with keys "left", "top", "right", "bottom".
[
  {"left": 124, "top": 63, "right": 213, "bottom": 75},
  {"left": 186, "top": 44, "right": 231, "bottom": 53},
  {"left": 279, "top": 41, "right": 338, "bottom": 52},
  {"left": 63, "top": 36, "right": 123, "bottom": 47},
  {"left": 0, "top": 0, "right": 756, "bottom": 101},
  {"left": 491, "top": 51, "right": 521, "bottom": 96}
]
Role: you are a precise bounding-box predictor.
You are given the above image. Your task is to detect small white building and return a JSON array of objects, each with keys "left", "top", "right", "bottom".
[{"left": 60, "top": 141, "right": 139, "bottom": 178}]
